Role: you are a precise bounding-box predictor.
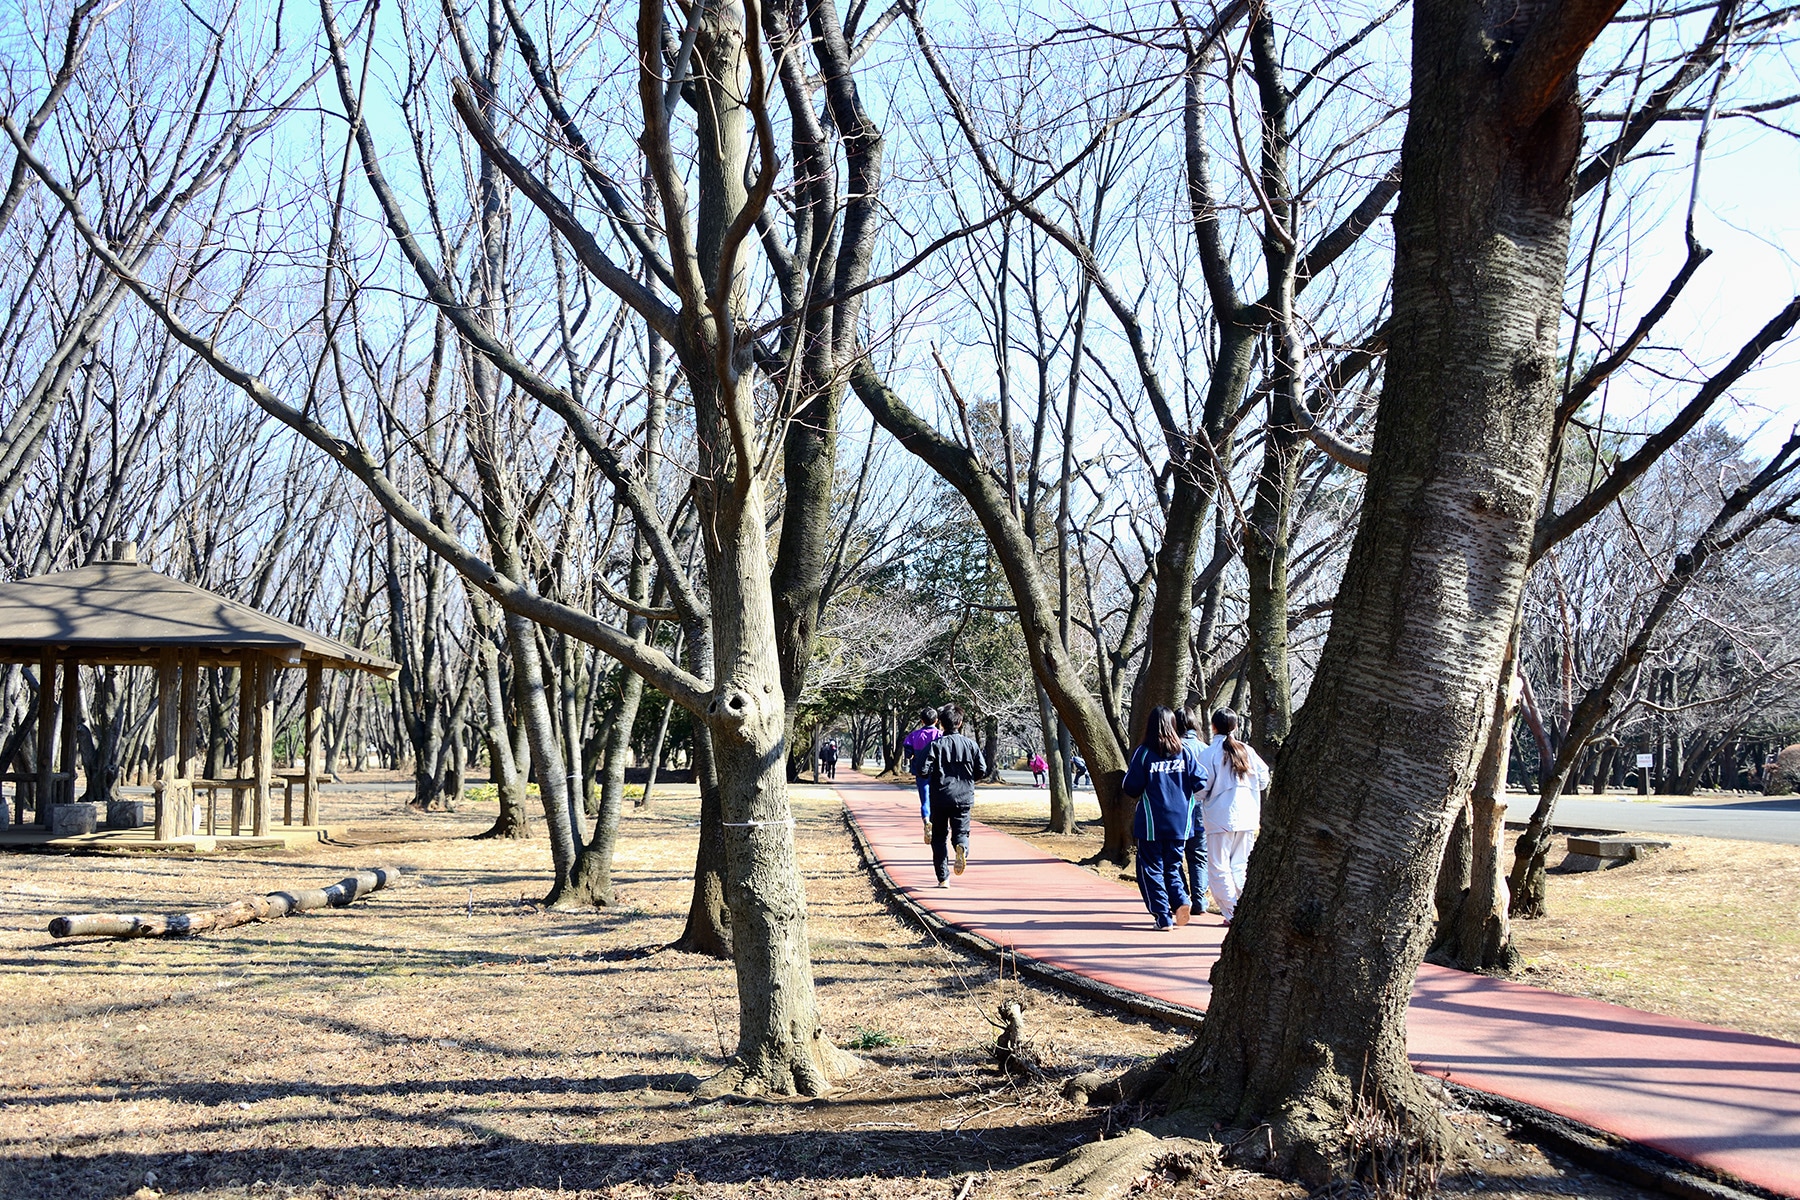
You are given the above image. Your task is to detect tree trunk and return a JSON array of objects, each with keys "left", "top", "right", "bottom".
[
  {"left": 1039, "top": 684, "right": 1076, "bottom": 834},
  {"left": 1158, "top": 1, "right": 1592, "bottom": 1177},
  {"left": 1242, "top": 423, "right": 1299, "bottom": 755},
  {"left": 686, "top": 373, "right": 848, "bottom": 1095},
  {"left": 568, "top": 527, "right": 653, "bottom": 906},
  {"left": 1589, "top": 742, "right": 1615, "bottom": 794},
  {"left": 1429, "top": 637, "right": 1520, "bottom": 972},
  {"left": 567, "top": 665, "right": 641, "bottom": 906},
  {"left": 504, "top": 603, "right": 578, "bottom": 904},
  {"left": 472, "top": 598, "right": 531, "bottom": 840},
  {"left": 677, "top": 720, "right": 732, "bottom": 958}
]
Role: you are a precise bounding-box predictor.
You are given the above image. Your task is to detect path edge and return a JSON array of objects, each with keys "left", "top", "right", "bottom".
[{"left": 838, "top": 795, "right": 1789, "bottom": 1200}]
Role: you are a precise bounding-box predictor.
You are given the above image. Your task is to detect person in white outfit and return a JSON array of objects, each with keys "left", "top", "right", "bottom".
[{"left": 1194, "top": 708, "right": 1270, "bottom": 924}]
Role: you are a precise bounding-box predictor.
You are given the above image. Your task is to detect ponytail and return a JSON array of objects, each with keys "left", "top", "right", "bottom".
[{"left": 1213, "top": 708, "right": 1249, "bottom": 779}]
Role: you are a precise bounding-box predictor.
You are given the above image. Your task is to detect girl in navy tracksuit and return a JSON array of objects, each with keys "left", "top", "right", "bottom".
[{"left": 1122, "top": 705, "right": 1209, "bottom": 929}]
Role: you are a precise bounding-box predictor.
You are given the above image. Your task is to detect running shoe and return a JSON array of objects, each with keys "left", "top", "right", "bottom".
[{"left": 953, "top": 843, "right": 967, "bottom": 875}]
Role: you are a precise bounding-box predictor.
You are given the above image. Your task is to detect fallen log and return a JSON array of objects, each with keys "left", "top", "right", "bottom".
[{"left": 47, "top": 867, "right": 399, "bottom": 939}]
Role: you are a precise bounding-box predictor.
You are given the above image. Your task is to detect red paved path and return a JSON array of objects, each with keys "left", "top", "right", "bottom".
[{"left": 836, "top": 777, "right": 1800, "bottom": 1197}]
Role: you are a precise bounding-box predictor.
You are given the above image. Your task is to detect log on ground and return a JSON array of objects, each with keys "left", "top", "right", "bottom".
[{"left": 47, "top": 867, "right": 399, "bottom": 939}]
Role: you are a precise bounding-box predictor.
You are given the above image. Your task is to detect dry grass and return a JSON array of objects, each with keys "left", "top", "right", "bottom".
[
  {"left": 1504, "top": 832, "right": 1800, "bottom": 1043},
  {"left": 963, "top": 785, "right": 1800, "bottom": 1044},
  {"left": 0, "top": 780, "right": 1659, "bottom": 1199}
]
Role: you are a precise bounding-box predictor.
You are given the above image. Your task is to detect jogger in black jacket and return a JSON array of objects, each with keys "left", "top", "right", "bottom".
[{"left": 925, "top": 704, "right": 988, "bottom": 886}]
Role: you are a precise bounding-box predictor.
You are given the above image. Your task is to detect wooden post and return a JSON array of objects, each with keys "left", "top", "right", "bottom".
[
  {"left": 254, "top": 653, "right": 274, "bottom": 837},
  {"left": 179, "top": 650, "right": 201, "bottom": 783},
  {"left": 59, "top": 657, "right": 79, "bottom": 806},
  {"left": 304, "top": 660, "right": 323, "bottom": 827},
  {"left": 153, "top": 649, "right": 180, "bottom": 840},
  {"left": 36, "top": 650, "right": 56, "bottom": 827},
  {"left": 236, "top": 658, "right": 255, "bottom": 836}
]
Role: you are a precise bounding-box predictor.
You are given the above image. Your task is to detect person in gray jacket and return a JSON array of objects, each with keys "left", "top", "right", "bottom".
[{"left": 925, "top": 704, "right": 988, "bottom": 886}]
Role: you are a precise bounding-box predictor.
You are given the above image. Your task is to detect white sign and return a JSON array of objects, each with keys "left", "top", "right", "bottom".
[{"left": 1635, "top": 753, "right": 1654, "bottom": 768}]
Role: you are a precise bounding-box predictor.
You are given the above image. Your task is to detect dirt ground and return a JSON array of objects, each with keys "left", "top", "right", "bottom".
[
  {"left": 0, "top": 782, "right": 1668, "bottom": 1199},
  {"left": 971, "top": 787, "right": 1800, "bottom": 1043}
]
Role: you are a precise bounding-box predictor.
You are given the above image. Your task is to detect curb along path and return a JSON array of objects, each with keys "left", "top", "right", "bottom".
[{"left": 834, "top": 777, "right": 1800, "bottom": 1199}]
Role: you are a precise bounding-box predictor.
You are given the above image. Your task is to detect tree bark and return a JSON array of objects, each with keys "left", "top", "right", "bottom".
[{"left": 1158, "top": 0, "right": 1602, "bottom": 1178}]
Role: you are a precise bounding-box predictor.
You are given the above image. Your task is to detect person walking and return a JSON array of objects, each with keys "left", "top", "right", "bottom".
[
  {"left": 1174, "top": 707, "right": 1210, "bottom": 915},
  {"left": 903, "top": 706, "right": 941, "bottom": 844},
  {"left": 925, "top": 704, "right": 988, "bottom": 887},
  {"left": 820, "top": 740, "right": 838, "bottom": 781},
  {"left": 1194, "top": 708, "right": 1270, "bottom": 925},
  {"left": 1122, "top": 705, "right": 1207, "bottom": 930},
  {"left": 1028, "top": 752, "right": 1048, "bottom": 787}
]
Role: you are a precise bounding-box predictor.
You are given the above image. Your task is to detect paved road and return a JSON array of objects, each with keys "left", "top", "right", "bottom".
[
  {"left": 1509, "top": 793, "right": 1800, "bottom": 845},
  {"left": 983, "top": 771, "right": 1800, "bottom": 845},
  {"left": 838, "top": 778, "right": 1800, "bottom": 1198}
]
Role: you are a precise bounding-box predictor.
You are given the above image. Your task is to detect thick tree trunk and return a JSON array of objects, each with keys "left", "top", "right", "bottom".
[
  {"left": 687, "top": 384, "right": 849, "bottom": 1095},
  {"left": 1159, "top": 1, "right": 1591, "bottom": 1178}
]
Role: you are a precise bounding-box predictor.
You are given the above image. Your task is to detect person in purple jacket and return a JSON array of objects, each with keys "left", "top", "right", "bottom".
[
  {"left": 902, "top": 706, "right": 941, "bottom": 844},
  {"left": 1122, "top": 705, "right": 1209, "bottom": 930}
]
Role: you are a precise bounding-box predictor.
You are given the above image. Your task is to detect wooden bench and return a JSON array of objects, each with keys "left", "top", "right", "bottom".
[
  {"left": 191, "top": 775, "right": 308, "bottom": 832},
  {"left": 191, "top": 778, "right": 258, "bottom": 835}
]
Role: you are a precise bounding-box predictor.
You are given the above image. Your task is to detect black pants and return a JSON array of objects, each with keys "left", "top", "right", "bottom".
[
  {"left": 1183, "top": 824, "right": 1207, "bottom": 903},
  {"left": 929, "top": 793, "right": 972, "bottom": 882}
]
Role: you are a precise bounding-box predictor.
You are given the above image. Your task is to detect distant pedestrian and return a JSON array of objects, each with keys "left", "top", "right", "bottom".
[
  {"left": 1070, "top": 753, "right": 1089, "bottom": 788},
  {"left": 820, "top": 741, "right": 838, "bottom": 781},
  {"left": 925, "top": 704, "right": 988, "bottom": 887},
  {"left": 1194, "top": 708, "right": 1270, "bottom": 925},
  {"left": 1122, "top": 705, "right": 1207, "bottom": 930},
  {"left": 903, "top": 707, "right": 942, "bottom": 844},
  {"left": 1029, "top": 752, "right": 1048, "bottom": 787},
  {"left": 1174, "top": 707, "right": 1209, "bottom": 914}
]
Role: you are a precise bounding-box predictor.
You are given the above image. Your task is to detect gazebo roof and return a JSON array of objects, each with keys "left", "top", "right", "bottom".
[{"left": 0, "top": 560, "right": 397, "bottom": 676}]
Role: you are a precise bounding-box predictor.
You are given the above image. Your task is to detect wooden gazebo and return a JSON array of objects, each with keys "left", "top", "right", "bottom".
[{"left": 0, "top": 544, "right": 397, "bottom": 843}]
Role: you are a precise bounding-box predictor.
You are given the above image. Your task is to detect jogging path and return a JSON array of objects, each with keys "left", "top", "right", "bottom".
[{"left": 836, "top": 777, "right": 1800, "bottom": 1198}]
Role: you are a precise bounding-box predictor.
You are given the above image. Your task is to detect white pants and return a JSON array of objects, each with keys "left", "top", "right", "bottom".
[{"left": 1205, "top": 829, "right": 1257, "bottom": 920}]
